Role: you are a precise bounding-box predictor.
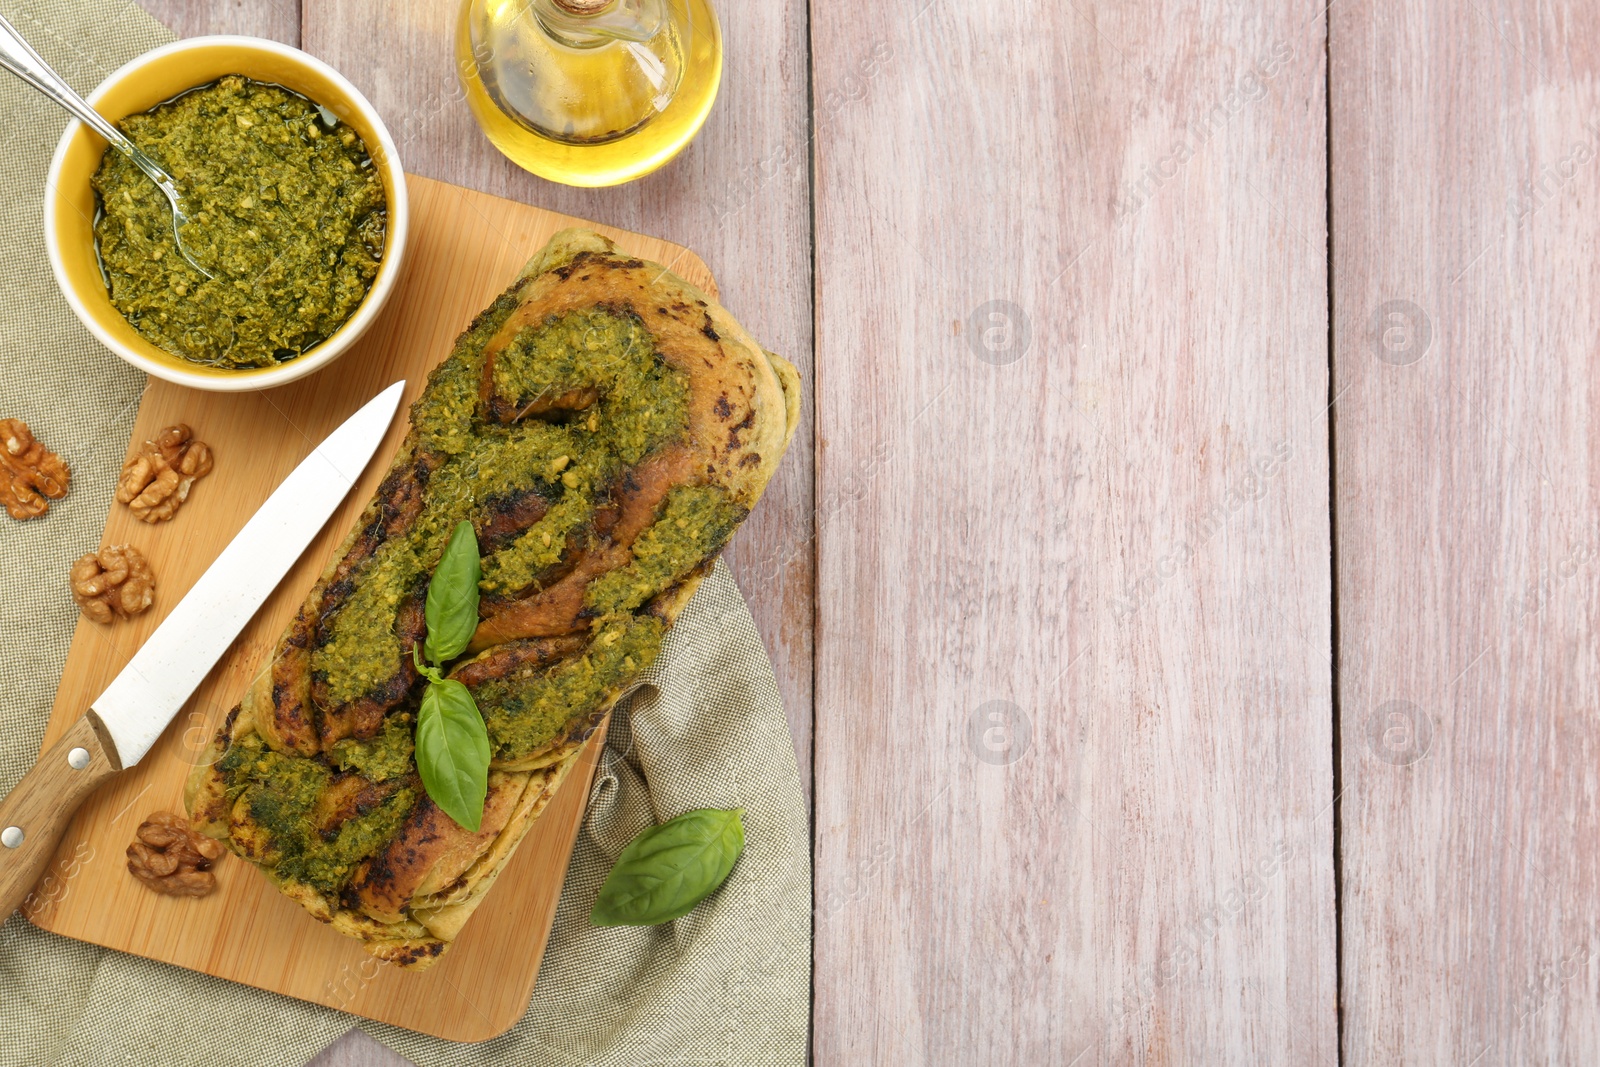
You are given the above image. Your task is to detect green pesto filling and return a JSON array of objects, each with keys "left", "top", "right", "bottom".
[
  {"left": 584, "top": 485, "right": 744, "bottom": 616},
  {"left": 329, "top": 713, "right": 415, "bottom": 782},
  {"left": 493, "top": 308, "right": 691, "bottom": 466},
  {"left": 478, "top": 461, "right": 595, "bottom": 597},
  {"left": 216, "top": 733, "right": 416, "bottom": 894},
  {"left": 216, "top": 732, "right": 318, "bottom": 807},
  {"left": 293, "top": 790, "right": 414, "bottom": 893},
  {"left": 314, "top": 308, "right": 691, "bottom": 701},
  {"left": 313, "top": 547, "right": 419, "bottom": 704},
  {"left": 411, "top": 290, "right": 520, "bottom": 457},
  {"left": 476, "top": 310, "right": 690, "bottom": 595},
  {"left": 92, "top": 76, "right": 385, "bottom": 370},
  {"left": 312, "top": 422, "right": 570, "bottom": 704},
  {"left": 469, "top": 616, "right": 664, "bottom": 761}
]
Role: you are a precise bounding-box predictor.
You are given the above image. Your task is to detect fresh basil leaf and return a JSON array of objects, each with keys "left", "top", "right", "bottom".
[
  {"left": 423, "top": 521, "right": 481, "bottom": 664},
  {"left": 590, "top": 808, "right": 745, "bottom": 927},
  {"left": 415, "top": 679, "right": 490, "bottom": 832}
]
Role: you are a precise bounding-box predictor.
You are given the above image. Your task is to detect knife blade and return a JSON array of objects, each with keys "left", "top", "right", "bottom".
[{"left": 0, "top": 380, "right": 406, "bottom": 916}]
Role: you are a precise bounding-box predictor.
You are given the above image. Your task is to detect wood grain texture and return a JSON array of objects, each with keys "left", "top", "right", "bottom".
[
  {"left": 301, "top": 0, "right": 817, "bottom": 787},
  {"left": 27, "top": 176, "right": 708, "bottom": 1042},
  {"left": 808, "top": 1, "right": 1336, "bottom": 1063},
  {"left": 1330, "top": 2, "right": 1600, "bottom": 1063},
  {"left": 306, "top": 1031, "right": 415, "bottom": 1067},
  {"left": 135, "top": 0, "right": 299, "bottom": 44}
]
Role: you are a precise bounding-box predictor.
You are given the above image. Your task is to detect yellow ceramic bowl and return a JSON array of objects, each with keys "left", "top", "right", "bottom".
[{"left": 44, "top": 36, "right": 408, "bottom": 392}]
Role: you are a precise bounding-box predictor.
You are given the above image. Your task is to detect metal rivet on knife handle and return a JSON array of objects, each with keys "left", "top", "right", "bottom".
[
  {"left": 67, "top": 747, "right": 90, "bottom": 770},
  {"left": 0, "top": 715, "right": 118, "bottom": 916}
]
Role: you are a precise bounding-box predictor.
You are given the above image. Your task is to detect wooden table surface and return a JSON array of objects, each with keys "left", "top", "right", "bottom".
[{"left": 117, "top": 1, "right": 1600, "bottom": 1063}]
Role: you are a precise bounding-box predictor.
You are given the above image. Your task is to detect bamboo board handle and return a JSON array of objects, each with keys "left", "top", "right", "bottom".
[{"left": 0, "top": 714, "right": 119, "bottom": 918}]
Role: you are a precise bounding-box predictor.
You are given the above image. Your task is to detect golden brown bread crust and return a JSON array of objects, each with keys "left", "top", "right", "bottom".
[
  {"left": 346, "top": 769, "right": 529, "bottom": 924},
  {"left": 187, "top": 229, "right": 800, "bottom": 967}
]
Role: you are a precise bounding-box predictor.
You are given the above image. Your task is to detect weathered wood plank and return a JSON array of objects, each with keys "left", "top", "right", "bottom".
[
  {"left": 1330, "top": 2, "right": 1600, "bottom": 1062},
  {"left": 306, "top": 1031, "right": 413, "bottom": 1067},
  {"left": 135, "top": 0, "right": 298, "bottom": 44},
  {"left": 808, "top": 1, "right": 1336, "bottom": 1062},
  {"left": 302, "top": 0, "right": 817, "bottom": 785}
]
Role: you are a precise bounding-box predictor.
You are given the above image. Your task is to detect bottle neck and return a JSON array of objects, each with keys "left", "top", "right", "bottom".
[{"left": 534, "top": 0, "right": 664, "bottom": 46}]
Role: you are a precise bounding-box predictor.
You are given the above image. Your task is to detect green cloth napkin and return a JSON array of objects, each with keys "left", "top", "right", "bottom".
[{"left": 0, "top": 2, "right": 811, "bottom": 1063}]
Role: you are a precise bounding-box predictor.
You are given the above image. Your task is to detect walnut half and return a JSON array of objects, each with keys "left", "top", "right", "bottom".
[
  {"left": 126, "top": 811, "right": 225, "bottom": 898},
  {"left": 117, "top": 424, "right": 214, "bottom": 523},
  {"left": 0, "top": 417, "right": 70, "bottom": 520},
  {"left": 71, "top": 545, "right": 155, "bottom": 624}
]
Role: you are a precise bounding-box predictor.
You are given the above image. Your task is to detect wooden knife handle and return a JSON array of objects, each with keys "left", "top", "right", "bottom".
[{"left": 0, "top": 714, "right": 119, "bottom": 919}]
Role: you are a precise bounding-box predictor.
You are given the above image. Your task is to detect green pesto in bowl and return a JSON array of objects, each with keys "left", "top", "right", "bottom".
[{"left": 91, "top": 75, "right": 386, "bottom": 370}]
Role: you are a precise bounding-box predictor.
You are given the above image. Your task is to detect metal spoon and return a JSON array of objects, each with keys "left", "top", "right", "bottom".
[{"left": 0, "top": 13, "right": 213, "bottom": 278}]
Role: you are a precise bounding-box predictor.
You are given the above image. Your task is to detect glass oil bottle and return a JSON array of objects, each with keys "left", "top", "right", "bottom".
[{"left": 456, "top": 0, "right": 722, "bottom": 187}]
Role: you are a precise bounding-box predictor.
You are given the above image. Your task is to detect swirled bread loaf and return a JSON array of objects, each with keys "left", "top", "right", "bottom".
[{"left": 185, "top": 229, "right": 800, "bottom": 968}]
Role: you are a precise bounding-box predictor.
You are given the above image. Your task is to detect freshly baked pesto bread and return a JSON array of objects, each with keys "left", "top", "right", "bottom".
[{"left": 186, "top": 229, "right": 800, "bottom": 968}]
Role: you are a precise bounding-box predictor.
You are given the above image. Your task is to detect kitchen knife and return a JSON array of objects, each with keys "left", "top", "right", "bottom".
[{"left": 0, "top": 380, "right": 406, "bottom": 917}]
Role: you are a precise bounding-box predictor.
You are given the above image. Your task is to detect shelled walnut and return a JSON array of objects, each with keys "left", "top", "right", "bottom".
[
  {"left": 127, "top": 811, "right": 225, "bottom": 898},
  {"left": 71, "top": 545, "right": 155, "bottom": 623},
  {"left": 0, "top": 417, "right": 70, "bottom": 520},
  {"left": 116, "top": 423, "right": 214, "bottom": 522}
]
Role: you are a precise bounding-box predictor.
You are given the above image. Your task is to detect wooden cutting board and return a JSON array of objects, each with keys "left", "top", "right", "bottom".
[{"left": 23, "top": 174, "right": 715, "bottom": 1042}]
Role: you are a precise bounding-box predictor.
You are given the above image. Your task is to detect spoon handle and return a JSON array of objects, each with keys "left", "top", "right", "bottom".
[
  {"left": 0, "top": 12, "right": 210, "bottom": 278},
  {"left": 0, "top": 13, "right": 135, "bottom": 152}
]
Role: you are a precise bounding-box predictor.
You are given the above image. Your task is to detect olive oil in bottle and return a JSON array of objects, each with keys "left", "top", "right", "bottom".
[{"left": 456, "top": 0, "right": 722, "bottom": 187}]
